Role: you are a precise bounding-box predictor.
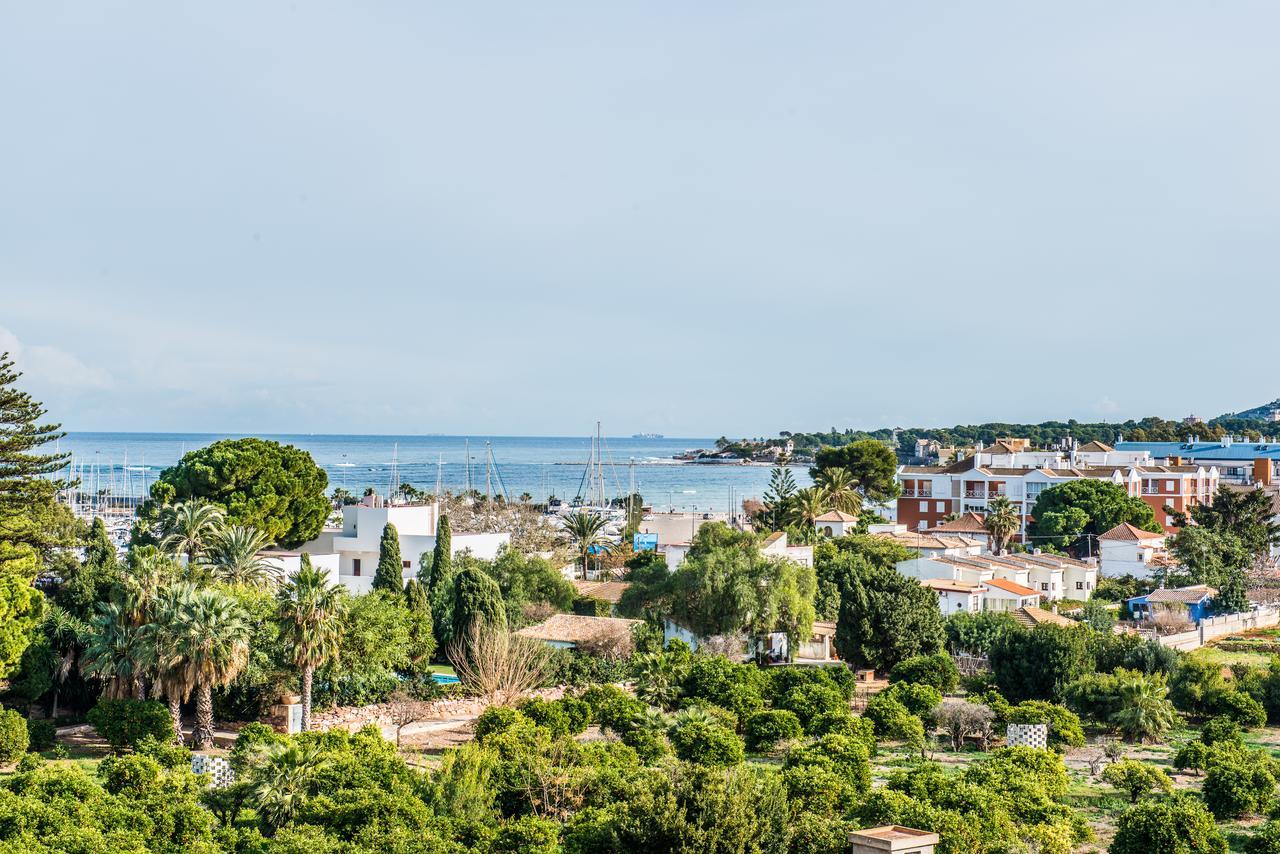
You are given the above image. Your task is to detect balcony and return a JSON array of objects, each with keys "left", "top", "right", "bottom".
[
  {"left": 964, "top": 489, "right": 1007, "bottom": 500},
  {"left": 901, "top": 488, "right": 932, "bottom": 498}
]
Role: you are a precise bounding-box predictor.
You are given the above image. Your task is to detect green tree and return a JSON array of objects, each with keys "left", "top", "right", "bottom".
[
  {"left": 372, "top": 523, "right": 404, "bottom": 594},
  {"left": 141, "top": 438, "right": 330, "bottom": 548},
  {"left": 426, "top": 514, "right": 452, "bottom": 594},
  {"left": 810, "top": 439, "right": 900, "bottom": 503},
  {"left": 1029, "top": 480, "right": 1160, "bottom": 555},
  {"left": 826, "top": 539, "right": 943, "bottom": 672},
  {"left": 983, "top": 496, "right": 1020, "bottom": 555},
  {"left": 82, "top": 600, "right": 149, "bottom": 700},
  {"left": 449, "top": 566, "right": 508, "bottom": 646},
  {"left": 1167, "top": 526, "right": 1249, "bottom": 588},
  {"left": 1102, "top": 759, "right": 1173, "bottom": 802},
  {"left": 277, "top": 556, "right": 346, "bottom": 732},
  {"left": 989, "top": 623, "right": 1092, "bottom": 703},
  {"left": 1109, "top": 793, "right": 1227, "bottom": 854},
  {"left": 1111, "top": 671, "right": 1178, "bottom": 744},
  {"left": 0, "top": 353, "right": 71, "bottom": 679},
  {"left": 206, "top": 525, "right": 278, "bottom": 588},
  {"left": 1178, "top": 485, "right": 1280, "bottom": 561},
  {"left": 561, "top": 511, "right": 611, "bottom": 580},
  {"left": 157, "top": 500, "right": 226, "bottom": 570},
  {"left": 761, "top": 465, "right": 798, "bottom": 531},
  {"left": 148, "top": 582, "right": 199, "bottom": 743},
  {"left": 169, "top": 588, "right": 251, "bottom": 749},
  {"left": 1215, "top": 565, "right": 1250, "bottom": 614},
  {"left": 814, "top": 467, "right": 861, "bottom": 515}
]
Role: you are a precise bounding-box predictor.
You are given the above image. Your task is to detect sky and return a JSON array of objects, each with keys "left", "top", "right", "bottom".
[{"left": 2, "top": 3, "right": 1279, "bottom": 438}]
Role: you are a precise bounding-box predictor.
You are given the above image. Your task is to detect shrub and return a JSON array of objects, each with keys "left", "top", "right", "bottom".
[
  {"left": 776, "top": 683, "right": 847, "bottom": 730},
  {"left": 1248, "top": 820, "right": 1280, "bottom": 854},
  {"left": 784, "top": 734, "right": 871, "bottom": 796},
  {"left": 86, "top": 699, "right": 172, "bottom": 750},
  {"left": 491, "top": 815, "right": 560, "bottom": 854},
  {"left": 98, "top": 753, "right": 163, "bottom": 796},
  {"left": 880, "top": 682, "right": 941, "bottom": 718},
  {"left": 137, "top": 735, "right": 193, "bottom": 770},
  {"left": 620, "top": 726, "right": 670, "bottom": 763},
  {"left": 1201, "top": 715, "right": 1244, "bottom": 748},
  {"left": 557, "top": 696, "right": 592, "bottom": 734},
  {"left": 474, "top": 706, "right": 527, "bottom": 741},
  {"left": 518, "top": 698, "right": 572, "bottom": 737},
  {"left": 1173, "top": 740, "right": 1212, "bottom": 775},
  {"left": 862, "top": 693, "right": 914, "bottom": 739},
  {"left": 229, "top": 721, "right": 287, "bottom": 773},
  {"left": 1213, "top": 690, "right": 1268, "bottom": 730},
  {"left": 743, "top": 710, "right": 803, "bottom": 752},
  {"left": 1110, "top": 795, "right": 1227, "bottom": 854},
  {"left": 889, "top": 653, "right": 959, "bottom": 693},
  {"left": 668, "top": 713, "right": 744, "bottom": 766},
  {"left": 807, "top": 712, "right": 877, "bottom": 753},
  {"left": 580, "top": 684, "right": 643, "bottom": 734},
  {"left": 15, "top": 753, "right": 42, "bottom": 772},
  {"left": 680, "top": 656, "right": 765, "bottom": 720},
  {"left": 24, "top": 718, "right": 55, "bottom": 752},
  {"left": 1203, "top": 751, "right": 1276, "bottom": 819},
  {"left": 1101, "top": 759, "right": 1173, "bottom": 803},
  {"left": 0, "top": 708, "right": 29, "bottom": 763}
]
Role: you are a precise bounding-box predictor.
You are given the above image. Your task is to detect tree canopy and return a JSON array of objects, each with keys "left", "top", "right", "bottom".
[
  {"left": 141, "top": 438, "right": 330, "bottom": 548},
  {"left": 809, "top": 439, "right": 900, "bottom": 503},
  {"left": 1028, "top": 480, "right": 1160, "bottom": 554}
]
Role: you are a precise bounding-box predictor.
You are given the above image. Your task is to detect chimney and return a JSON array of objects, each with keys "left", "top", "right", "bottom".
[{"left": 1255, "top": 458, "right": 1273, "bottom": 487}]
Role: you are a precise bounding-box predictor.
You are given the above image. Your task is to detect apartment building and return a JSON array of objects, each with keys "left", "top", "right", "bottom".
[
  {"left": 896, "top": 441, "right": 1217, "bottom": 535},
  {"left": 897, "top": 550, "right": 1096, "bottom": 602}
]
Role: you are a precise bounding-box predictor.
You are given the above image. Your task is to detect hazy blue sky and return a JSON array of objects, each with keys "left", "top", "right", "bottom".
[{"left": 3, "top": 3, "right": 1278, "bottom": 437}]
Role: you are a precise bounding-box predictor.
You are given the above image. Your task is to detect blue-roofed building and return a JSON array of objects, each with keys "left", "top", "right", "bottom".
[
  {"left": 1126, "top": 585, "right": 1218, "bottom": 624},
  {"left": 1115, "top": 440, "right": 1280, "bottom": 486}
]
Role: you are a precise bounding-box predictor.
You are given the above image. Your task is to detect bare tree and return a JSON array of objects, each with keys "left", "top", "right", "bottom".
[
  {"left": 934, "top": 699, "right": 995, "bottom": 752},
  {"left": 384, "top": 689, "right": 433, "bottom": 749},
  {"left": 448, "top": 625, "right": 553, "bottom": 707}
]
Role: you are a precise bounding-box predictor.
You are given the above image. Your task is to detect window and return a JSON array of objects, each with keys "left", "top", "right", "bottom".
[
  {"left": 1076, "top": 581, "right": 1083, "bottom": 590},
  {"left": 936, "top": 501, "right": 947, "bottom": 513},
  {"left": 402, "top": 560, "right": 411, "bottom": 569},
  {"left": 920, "top": 501, "right": 928, "bottom": 511},
  {"left": 353, "top": 558, "right": 362, "bottom": 576},
  {"left": 1041, "top": 583, "right": 1048, "bottom": 591}
]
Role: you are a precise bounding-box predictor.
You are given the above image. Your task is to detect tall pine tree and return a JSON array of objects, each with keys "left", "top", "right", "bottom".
[
  {"left": 0, "top": 352, "right": 72, "bottom": 678},
  {"left": 372, "top": 522, "right": 404, "bottom": 593}
]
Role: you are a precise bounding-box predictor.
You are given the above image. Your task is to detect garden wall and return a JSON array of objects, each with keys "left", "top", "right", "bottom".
[{"left": 1153, "top": 606, "right": 1280, "bottom": 652}]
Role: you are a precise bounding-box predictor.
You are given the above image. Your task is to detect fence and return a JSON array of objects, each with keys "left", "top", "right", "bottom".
[{"left": 1153, "top": 605, "right": 1280, "bottom": 652}]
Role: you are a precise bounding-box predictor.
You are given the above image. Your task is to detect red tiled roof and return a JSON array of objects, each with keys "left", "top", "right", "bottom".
[
  {"left": 1099, "top": 522, "right": 1165, "bottom": 542},
  {"left": 983, "top": 578, "right": 1039, "bottom": 597}
]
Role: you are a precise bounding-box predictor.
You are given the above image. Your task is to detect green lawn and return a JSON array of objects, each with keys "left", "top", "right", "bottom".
[{"left": 1188, "top": 645, "right": 1273, "bottom": 669}]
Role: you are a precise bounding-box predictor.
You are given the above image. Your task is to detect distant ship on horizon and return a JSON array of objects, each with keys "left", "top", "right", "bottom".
[{"left": 632, "top": 432, "right": 664, "bottom": 439}]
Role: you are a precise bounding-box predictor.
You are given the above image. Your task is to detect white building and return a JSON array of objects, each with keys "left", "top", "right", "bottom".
[
  {"left": 1098, "top": 522, "right": 1168, "bottom": 579},
  {"left": 293, "top": 501, "right": 509, "bottom": 595},
  {"left": 815, "top": 510, "right": 859, "bottom": 538},
  {"left": 921, "top": 578, "right": 985, "bottom": 614},
  {"left": 979, "top": 577, "right": 1042, "bottom": 612},
  {"left": 897, "top": 551, "right": 1095, "bottom": 603}
]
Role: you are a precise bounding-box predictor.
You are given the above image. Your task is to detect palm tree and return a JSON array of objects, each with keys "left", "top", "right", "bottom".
[
  {"left": 984, "top": 496, "right": 1020, "bottom": 556},
  {"left": 561, "top": 511, "right": 611, "bottom": 580},
  {"left": 207, "top": 525, "right": 280, "bottom": 588},
  {"left": 40, "top": 606, "right": 89, "bottom": 720},
  {"left": 82, "top": 601, "right": 150, "bottom": 700},
  {"left": 169, "top": 589, "right": 251, "bottom": 750},
  {"left": 148, "top": 582, "right": 199, "bottom": 744},
  {"left": 814, "top": 467, "right": 861, "bottom": 515},
  {"left": 247, "top": 742, "right": 328, "bottom": 832},
  {"left": 791, "top": 487, "right": 830, "bottom": 528},
  {"left": 159, "top": 500, "right": 227, "bottom": 571},
  {"left": 1111, "top": 673, "right": 1178, "bottom": 744},
  {"left": 277, "top": 558, "right": 346, "bottom": 733},
  {"left": 633, "top": 652, "right": 684, "bottom": 710}
]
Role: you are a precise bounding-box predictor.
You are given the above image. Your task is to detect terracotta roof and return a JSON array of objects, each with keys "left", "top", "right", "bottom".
[
  {"left": 925, "top": 512, "right": 988, "bottom": 534},
  {"left": 1143, "top": 585, "right": 1216, "bottom": 604},
  {"left": 762, "top": 532, "right": 785, "bottom": 547},
  {"left": 515, "top": 613, "right": 641, "bottom": 645},
  {"left": 815, "top": 510, "right": 858, "bottom": 522},
  {"left": 983, "top": 441, "right": 1022, "bottom": 455},
  {"left": 571, "top": 580, "right": 632, "bottom": 604},
  {"left": 1013, "top": 606, "right": 1076, "bottom": 628},
  {"left": 1078, "top": 441, "right": 1115, "bottom": 453},
  {"left": 1099, "top": 522, "right": 1165, "bottom": 542},
  {"left": 899, "top": 465, "right": 948, "bottom": 475},
  {"left": 875, "top": 531, "right": 982, "bottom": 550},
  {"left": 982, "top": 578, "right": 1039, "bottom": 597},
  {"left": 810, "top": 620, "right": 837, "bottom": 637}
]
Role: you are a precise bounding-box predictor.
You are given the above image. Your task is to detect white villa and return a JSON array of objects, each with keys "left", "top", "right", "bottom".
[
  {"left": 898, "top": 551, "right": 1097, "bottom": 604},
  {"left": 287, "top": 498, "right": 509, "bottom": 594},
  {"left": 1098, "top": 522, "right": 1169, "bottom": 579}
]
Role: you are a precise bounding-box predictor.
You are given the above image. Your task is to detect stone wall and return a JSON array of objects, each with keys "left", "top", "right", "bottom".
[{"left": 306, "top": 687, "right": 565, "bottom": 732}]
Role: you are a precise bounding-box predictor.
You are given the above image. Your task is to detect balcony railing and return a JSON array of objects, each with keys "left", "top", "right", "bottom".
[
  {"left": 964, "top": 489, "right": 1007, "bottom": 500},
  {"left": 901, "top": 488, "right": 932, "bottom": 498}
]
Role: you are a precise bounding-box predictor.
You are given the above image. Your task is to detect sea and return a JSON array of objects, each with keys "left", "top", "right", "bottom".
[{"left": 57, "top": 433, "right": 812, "bottom": 514}]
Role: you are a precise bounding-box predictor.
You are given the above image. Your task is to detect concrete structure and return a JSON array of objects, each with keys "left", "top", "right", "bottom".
[
  {"left": 795, "top": 620, "right": 838, "bottom": 661},
  {"left": 260, "top": 551, "right": 339, "bottom": 583},
  {"left": 1115, "top": 439, "right": 1280, "bottom": 486},
  {"left": 921, "top": 578, "right": 984, "bottom": 614},
  {"left": 849, "top": 826, "right": 939, "bottom": 854},
  {"left": 871, "top": 527, "right": 985, "bottom": 558},
  {"left": 294, "top": 501, "right": 509, "bottom": 594},
  {"left": 1006, "top": 723, "right": 1049, "bottom": 750},
  {"left": 980, "top": 577, "right": 1042, "bottom": 612},
  {"left": 898, "top": 552, "right": 1095, "bottom": 603},
  {"left": 1098, "top": 522, "right": 1169, "bottom": 579},
  {"left": 192, "top": 754, "right": 235, "bottom": 788},
  {"left": 923, "top": 512, "right": 991, "bottom": 548}
]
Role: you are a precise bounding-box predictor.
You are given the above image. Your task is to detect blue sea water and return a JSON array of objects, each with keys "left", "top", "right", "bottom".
[{"left": 57, "top": 432, "right": 811, "bottom": 513}]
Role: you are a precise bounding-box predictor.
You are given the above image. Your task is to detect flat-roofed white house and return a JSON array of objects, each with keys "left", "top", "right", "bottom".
[
  {"left": 921, "top": 578, "right": 984, "bottom": 614},
  {"left": 293, "top": 500, "right": 509, "bottom": 594},
  {"left": 260, "top": 551, "right": 340, "bottom": 582}
]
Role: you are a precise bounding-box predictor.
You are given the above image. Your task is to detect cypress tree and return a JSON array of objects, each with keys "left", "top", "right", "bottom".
[
  {"left": 372, "top": 522, "right": 403, "bottom": 593},
  {"left": 449, "top": 566, "right": 506, "bottom": 644},
  {"left": 429, "top": 514, "right": 451, "bottom": 595},
  {"left": 85, "top": 517, "right": 117, "bottom": 571}
]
